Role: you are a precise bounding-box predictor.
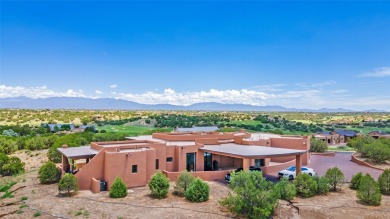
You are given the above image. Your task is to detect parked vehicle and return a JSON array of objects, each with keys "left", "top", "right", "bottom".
[
  {"left": 225, "top": 166, "right": 262, "bottom": 182},
  {"left": 278, "top": 166, "right": 316, "bottom": 180}
]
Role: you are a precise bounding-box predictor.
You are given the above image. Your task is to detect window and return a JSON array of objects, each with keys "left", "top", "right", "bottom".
[
  {"left": 132, "top": 165, "right": 138, "bottom": 173},
  {"left": 166, "top": 157, "right": 173, "bottom": 162},
  {"left": 156, "top": 159, "right": 159, "bottom": 169}
]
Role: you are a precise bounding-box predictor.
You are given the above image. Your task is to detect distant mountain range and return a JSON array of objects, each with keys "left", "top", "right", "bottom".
[{"left": 0, "top": 97, "right": 387, "bottom": 112}]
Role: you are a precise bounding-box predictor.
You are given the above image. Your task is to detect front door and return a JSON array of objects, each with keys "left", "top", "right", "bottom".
[
  {"left": 186, "top": 153, "right": 196, "bottom": 172},
  {"left": 204, "top": 152, "right": 212, "bottom": 171}
]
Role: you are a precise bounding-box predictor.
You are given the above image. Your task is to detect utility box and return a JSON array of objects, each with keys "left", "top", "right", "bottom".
[{"left": 100, "top": 180, "right": 107, "bottom": 191}]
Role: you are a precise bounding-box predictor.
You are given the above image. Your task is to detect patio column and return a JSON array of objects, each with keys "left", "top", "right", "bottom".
[
  {"left": 243, "top": 158, "right": 251, "bottom": 170},
  {"left": 71, "top": 159, "right": 75, "bottom": 173},
  {"left": 296, "top": 155, "right": 302, "bottom": 175}
]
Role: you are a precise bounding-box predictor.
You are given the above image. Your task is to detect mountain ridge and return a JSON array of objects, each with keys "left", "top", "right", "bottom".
[{"left": 0, "top": 97, "right": 387, "bottom": 112}]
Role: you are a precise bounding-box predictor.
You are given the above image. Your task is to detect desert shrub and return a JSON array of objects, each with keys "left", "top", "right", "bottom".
[
  {"left": 294, "top": 173, "right": 317, "bottom": 198},
  {"left": 324, "top": 167, "right": 345, "bottom": 191},
  {"left": 360, "top": 141, "right": 390, "bottom": 163},
  {"left": 350, "top": 172, "right": 363, "bottom": 190},
  {"left": 38, "top": 161, "right": 60, "bottom": 184},
  {"left": 357, "top": 174, "right": 382, "bottom": 206},
  {"left": 184, "top": 178, "right": 209, "bottom": 202},
  {"left": 174, "top": 171, "right": 194, "bottom": 196},
  {"left": 2, "top": 129, "right": 19, "bottom": 137},
  {"left": 109, "top": 176, "right": 128, "bottom": 198},
  {"left": 2, "top": 156, "right": 25, "bottom": 176},
  {"left": 220, "top": 171, "right": 278, "bottom": 219},
  {"left": 274, "top": 178, "right": 296, "bottom": 201},
  {"left": 148, "top": 171, "right": 170, "bottom": 199},
  {"left": 48, "top": 146, "right": 62, "bottom": 163},
  {"left": 378, "top": 169, "right": 390, "bottom": 195},
  {"left": 0, "top": 138, "right": 18, "bottom": 154},
  {"left": 26, "top": 137, "right": 47, "bottom": 150},
  {"left": 347, "top": 136, "right": 375, "bottom": 151},
  {"left": 310, "top": 138, "right": 328, "bottom": 153},
  {"left": 314, "top": 176, "right": 330, "bottom": 195},
  {"left": 0, "top": 153, "right": 10, "bottom": 175},
  {"left": 58, "top": 173, "right": 78, "bottom": 196}
]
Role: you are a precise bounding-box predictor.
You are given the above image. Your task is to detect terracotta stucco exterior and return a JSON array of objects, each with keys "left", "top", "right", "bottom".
[{"left": 58, "top": 131, "right": 310, "bottom": 192}]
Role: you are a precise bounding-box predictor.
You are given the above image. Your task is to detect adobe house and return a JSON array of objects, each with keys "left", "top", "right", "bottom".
[
  {"left": 57, "top": 131, "right": 310, "bottom": 193},
  {"left": 332, "top": 130, "right": 358, "bottom": 143},
  {"left": 368, "top": 130, "right": 390, "bottom": 139},
  {"left": 313, "top": 131, "right": 341, "bottom": 145}
]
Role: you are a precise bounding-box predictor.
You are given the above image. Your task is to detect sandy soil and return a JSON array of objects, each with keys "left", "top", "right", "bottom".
[
  {"left": 11, "top": 150, "right": 49, "bottom": 172},
  {"left": 276, "top": 185, "right": 390, "bottom": 219},
  {"left": 1, "top": 172, "right": 233, "bottom": 219},
  {"left": 1, "top": 150, "right": 390, "bottom": 219}
]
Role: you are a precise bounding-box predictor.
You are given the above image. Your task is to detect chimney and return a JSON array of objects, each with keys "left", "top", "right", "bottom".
[{"left": 62, "top": 144, "right": 68, "bottom": 149}]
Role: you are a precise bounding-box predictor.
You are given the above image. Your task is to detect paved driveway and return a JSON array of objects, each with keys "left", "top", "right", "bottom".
[{"left": 308, "top": 152, "right": 384, "bottom": 181}]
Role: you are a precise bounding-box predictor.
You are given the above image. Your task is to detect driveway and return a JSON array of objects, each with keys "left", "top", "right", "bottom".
[{"left": 308, "top": 152, "right": 384, "bottom": 181}]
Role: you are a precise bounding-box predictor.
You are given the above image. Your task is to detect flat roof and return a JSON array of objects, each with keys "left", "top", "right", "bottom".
[
  {"left": 200, "top": 143, "right": 306, "bottom": 158},
  {"left": 99, "top": 143, "right": 150, "bottom": 147},
  {"left": 175, "top": 126, "right": 219, "bottom": 132},
  {"left": 57, "top": 146, "right": 98, "bottom": 159},
  {"left": 127, "top": 136, "right": 197, "bottom": 146},
  {"left": 126, "top": 135, "right": 166, "bottom": 143}
]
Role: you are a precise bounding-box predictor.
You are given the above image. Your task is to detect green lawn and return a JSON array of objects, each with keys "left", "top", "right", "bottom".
[
  {"left": 328, "top": 146, "right": 356, "bottom": 152},
  {"left": 97, "top": 125, "right": 172, "bottom": 136}
]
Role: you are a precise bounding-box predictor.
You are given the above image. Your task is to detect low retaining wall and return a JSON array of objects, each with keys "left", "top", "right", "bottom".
[
  {"left": 311, "top": 151, "right": 336, "bottom": 157},
  {"left": 91, "top": 178, "right": 100, "bottom": 193},
  {"left": 351, "top": 153, "right": 385, "bottom": 171},
  {"left": 163, "top": 170, "right": 231, "bottom": 181}
]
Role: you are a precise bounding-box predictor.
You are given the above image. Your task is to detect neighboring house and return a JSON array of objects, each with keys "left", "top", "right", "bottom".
[
  {"left": 313, "top": 131, "right": 340, "bottom": 145},
  {"left": 43, "top": 124, "right": 76, "bottom": 132},
  {"left": 333, "top": 130, "right": 357, "bottom": 143},
  {"left": 174, "top": 126, "right": 219, "bottom": 132},
  {"left": 57, "top": 131, "right": 310, "bottom": 193},
  {"left": 368, "top": 130, "right": 390, "bottom": 139}
]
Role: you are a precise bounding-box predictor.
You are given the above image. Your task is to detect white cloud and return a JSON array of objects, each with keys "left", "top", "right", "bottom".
[
  {"left": 113, "top": 88, "right": 274, "bottom": 106},
  {"left": 0, "top": 85, "right": 86, "bottom": 98},
  {"left": 109, "top": 84, "right": 118, "bottom": 88},
  {"left": 358, "top": 67, "right": 390, "bottom": 77},
  {"left": 0, "top": 84, "right": 389, "bottom": 110}
]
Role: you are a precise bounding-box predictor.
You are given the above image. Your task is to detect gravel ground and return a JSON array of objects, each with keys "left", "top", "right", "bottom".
[{"left": 1, "top": 150, "right": 390, "bottom": 219}]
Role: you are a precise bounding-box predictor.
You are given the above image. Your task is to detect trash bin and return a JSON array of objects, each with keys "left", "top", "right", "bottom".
[{"left": 100, "top": 180, "right": 106, "bottom": 191}]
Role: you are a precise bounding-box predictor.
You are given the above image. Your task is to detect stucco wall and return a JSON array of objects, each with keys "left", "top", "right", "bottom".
[
  {"left": 270, "top": 137, "right": 310, "bottom": 165},
  {"left": 104, "top": 150, "right": 149, "bottom": 189},
  {"left": 163, "top": 170, "right": 231, "bottom": 181},
  {"left": 75, "top": 150, "right": 105, "bottom": 190},
  {"left": 165, "top": 146, "right": 176, "bottom": 171},
  {"left": 211, "top": 154, "right": 243, "bottom": 170},
  {"left": 153, "top": 132, "right": 235, "bottom": 141}
]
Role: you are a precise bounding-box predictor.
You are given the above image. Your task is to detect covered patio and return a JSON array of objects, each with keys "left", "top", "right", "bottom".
[
  {"left": 57, "top": 146, "right": 98, "bottom": 174},
  {"left": 199, "top": 143, "right": 308, "bottom": 174}
]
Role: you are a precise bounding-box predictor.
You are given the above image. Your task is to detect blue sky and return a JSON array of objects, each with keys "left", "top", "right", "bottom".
[{"left": 1, "top": 1, "right": 390, "bottom": 110}]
